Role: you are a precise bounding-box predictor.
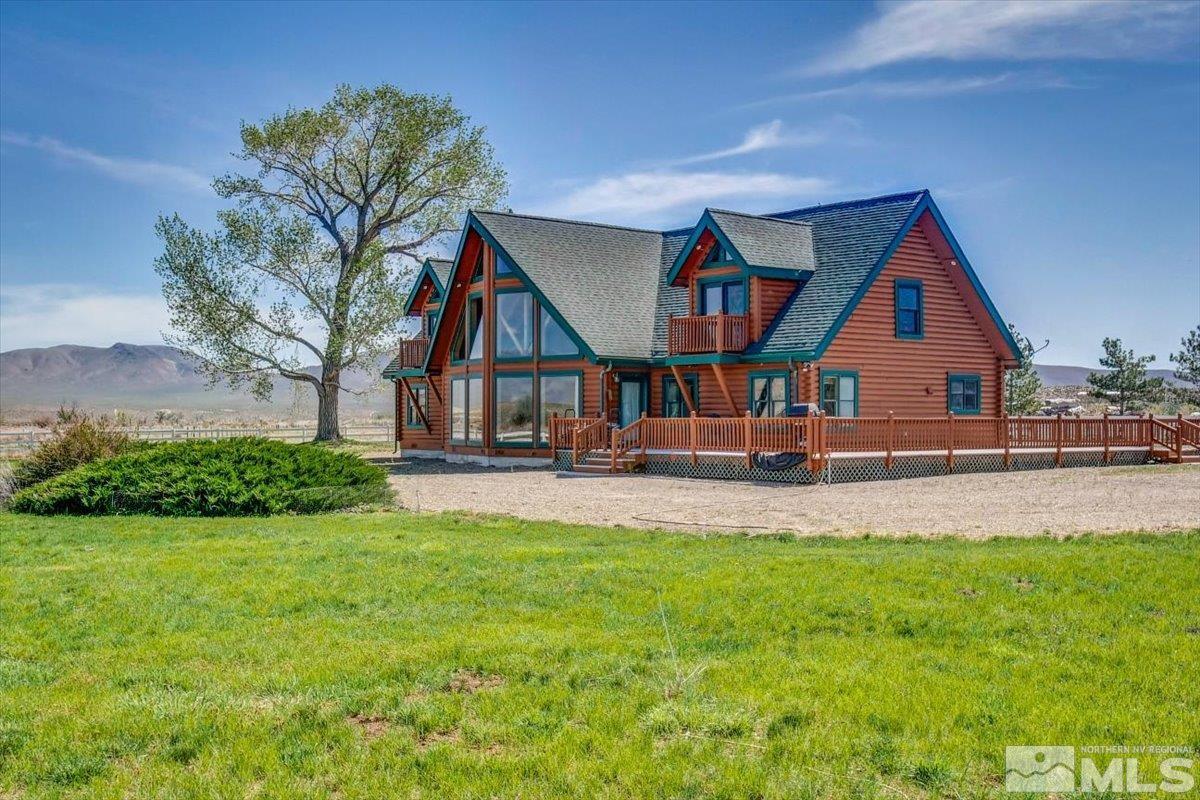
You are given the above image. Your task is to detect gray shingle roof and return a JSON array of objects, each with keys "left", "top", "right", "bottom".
[
  {"left": 427, "top": 258, "right": 453, "bottom": 291},
  {"left": 707, "top": 209, "right": 815, "bottom": 272},
  {"left": 473, "top": 211, "right": 664, "bottom": 360},
  {"left": 751, "top": 191, "right": 924, "bottom": 356},
  {"left": 446, "top": 191, "right": 927, "bottom": 364}
]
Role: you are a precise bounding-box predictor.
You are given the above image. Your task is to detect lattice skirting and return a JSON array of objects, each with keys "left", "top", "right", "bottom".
[{"left": 555, "top": 449, "right": 1150, "bottom": 484}]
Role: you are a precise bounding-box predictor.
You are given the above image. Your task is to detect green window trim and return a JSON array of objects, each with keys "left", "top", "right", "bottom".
[
  {"left": 493, "top": 371, "right": 537, "bottom": 448},
  {"left": 820, "top": 369, "right": 859, "bottom": 418},
  {"left": 465, "top": 291, "right": 484, "bottom": 364},
  {"left": 947, "top": 373, "right": 982, "bottom": 415},
  {"left": 894, "top": 278, "right": 924, "bottom": 340},
  {"left": 538, "top": 370, "right": 585, "bottom": 445},
  {"left": 539, "top": 306, "right": 580, "bottom": 360},
  {"left": 696, "top": 273, "right": 748, "bottom": 316},
  {"left": 493, "top": 287, "right": 535, "bottom": 362},
  {"left": 661, "top": 373, "right": 700, "bottom": 418},
  {"left": 747, "top": 370, "right": 791, "bottom": 418},
  {"left": 405, "top": 384, "right": 428, "bottom": 429}
]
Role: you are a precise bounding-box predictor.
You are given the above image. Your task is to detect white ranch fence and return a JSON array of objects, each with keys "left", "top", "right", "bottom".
[{"left": 0, "top": 423, "right": 395, "bottom": 458}]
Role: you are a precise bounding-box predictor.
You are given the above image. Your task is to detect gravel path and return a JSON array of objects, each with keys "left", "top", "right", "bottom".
[{"left": 385, "top": 461, "right": 1200, "bottom": 538}]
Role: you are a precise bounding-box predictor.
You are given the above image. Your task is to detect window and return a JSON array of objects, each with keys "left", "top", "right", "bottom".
[
  {"left": 495, "top": 291, "right": 533, "bottom": 359},
  {"left": 449, "top": 307, "right": 467, "bottom": 362},
  {"left": 948, "top": 374, "right": 981, "bottom": 415},
  {"left": 540, "top": 307, "right": 577, "bottom": 357},
  {"left": 451, "top": 377, "right": 484, "bottom": 443},
  {"left": 466, "top": 295, "right": 484, "bottom": 361},
  {"left": 700, "top": 280, "right": 746, "bottom": 316},
  {"left": 423, "top": 309, "right": 438, "bottom": 338},
  {"left": 467, "top": 376, "right": 483, "bottom": 443},
  {"left": 405, "top": 384, "right": 428, "bottom": 428},
  {"left": 662, "top": 374, "right": 699, "bottom": 418},
  {"left": 750, "top": 372, "right": 789, "bottom": 418},
  {"left": 539, "top": 373, "right": 581, "bottom": 443},
  {"left": 895, "top": 278, "right": 924, "bottom": 339},
  {"left": 470, "top": 249, "right": 484, "bottom": 282},
  {"left": 703, "top": 242, "right": 732, "bottom": 265},
  {"left": 820, "top": 370, "right": 858, "bottom": 417},
  {"left": 450, "top": 378, "right": 466, "bottom": 442},
  {"left": 495, "top": 375, "right": 535, "bottom": 445},
  {"left": 495, "top": 253, "right": 513, "bottom": 275}
]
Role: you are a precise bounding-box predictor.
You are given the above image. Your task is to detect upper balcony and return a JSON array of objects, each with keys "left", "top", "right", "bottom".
[
  {"left": 667, "top": 314, "right": 749, "bottom": 356},
  {"left": 393, "top": 337, "right": 429, "bottom": 369}
]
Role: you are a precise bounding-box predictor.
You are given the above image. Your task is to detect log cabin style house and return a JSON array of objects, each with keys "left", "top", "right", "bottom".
[{"left": 383, "top": 189, "right": 1035, "bottom": 472}]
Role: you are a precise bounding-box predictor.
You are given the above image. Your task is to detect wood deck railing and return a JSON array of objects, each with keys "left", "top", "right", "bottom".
[
  {"left": 667, "top": 314, "right": 749, "bottom": 355},
  {"left": 393, "top": 337, "right": 429, "bottom": 369},
  {"left": 552, "top": 413, "right": 1194, "bottom": 473}
]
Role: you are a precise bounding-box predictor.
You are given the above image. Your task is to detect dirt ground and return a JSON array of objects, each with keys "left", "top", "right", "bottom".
[{"left": 384, "top": 460, "right": 1200, "bottom": 538}]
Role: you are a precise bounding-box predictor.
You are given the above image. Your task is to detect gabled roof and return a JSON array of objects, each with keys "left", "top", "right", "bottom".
[
  {"left": 401, "top": 257, "right": 454, "bottom": 316},
  {"left": 749, "top": 190, "right": 1020, "bottom": 361},
  {"left": 666, "top": 209, "right": 816, "bottom": 285},
  {"left": 389, "top": 189, "right": 1017, "bottom": 373},
  {"left": 707, "top": 209, "right": 815, "bottom": 273},
  {"left": 471, "top": 211, "right": 664, "bottom": 360},
  {"left": 749, "top": 191, "right": 926, "bottom": 357}
]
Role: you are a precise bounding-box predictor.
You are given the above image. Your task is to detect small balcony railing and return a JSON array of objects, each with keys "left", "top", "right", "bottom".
[
  {"left": 394, "top": 337, "right": 429, "bottom": 369},
  {"left": 667, "top": 314, "right": 749, "bottom": 355}
]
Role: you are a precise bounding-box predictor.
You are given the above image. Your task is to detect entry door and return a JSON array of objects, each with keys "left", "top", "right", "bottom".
[{"left": 618, "top": 376, "right": 647, "bottom": 427}]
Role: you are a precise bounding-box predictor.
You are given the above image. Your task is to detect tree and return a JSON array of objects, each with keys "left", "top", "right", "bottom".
[
  {"left": 156, "top": 85, "right": 507, "bottom": 440},
  {"left": 1086, "top": 337, "right": 1165, "bottom": 414},
  {"left": 1170, "top": 325, "right": 1200, "bottom": 406},
  {"left": 1004, "top": 323, "right": 1047, "bottom": 415}
]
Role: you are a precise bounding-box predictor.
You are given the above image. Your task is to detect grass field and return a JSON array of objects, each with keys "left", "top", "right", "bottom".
[{"left": 2, "top": 513, "right": 1198, "bottom": 798}]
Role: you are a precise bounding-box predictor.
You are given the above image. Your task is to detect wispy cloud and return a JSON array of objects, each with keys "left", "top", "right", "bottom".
[
  {"left": 541, "top": 171, "right": 834, "bottom": 223},
  {"left": 0, "top": 131, "right": 210, "bottom": 194},
  {"left": 744, "top": 72, "right": 1075, "bottom": 107},
  {"left": 808, "top": 0, "right": 1200, "bottom": 75},
  {"left": 669, "top": 120, "right": 825, "bottom": 165},
  {"left": 0, "top": 284, "right": 172, "bottom": 351}
]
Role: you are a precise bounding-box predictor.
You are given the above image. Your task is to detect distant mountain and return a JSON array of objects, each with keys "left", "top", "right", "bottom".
[
  {"left": 1034, "top": 363, "right": 1184, "bottom": 387},
  {"left": 1, "top": 344, "right": 1188, "bottom": 420},
  {"left": 0, "top": 342, "right": 391, "bottom": 418}
]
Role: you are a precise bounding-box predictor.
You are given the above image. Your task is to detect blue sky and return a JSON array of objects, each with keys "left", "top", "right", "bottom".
[{"left": 1, "top": 0, "right": 1198, "bottom": 366}]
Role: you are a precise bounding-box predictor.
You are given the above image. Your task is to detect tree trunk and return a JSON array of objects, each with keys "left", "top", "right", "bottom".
[{"left": 315, "top": 372, "right": 341, "bottom": 442}]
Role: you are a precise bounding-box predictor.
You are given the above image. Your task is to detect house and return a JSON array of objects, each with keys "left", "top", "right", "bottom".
[{"left": 383, "top": 189, "right": 1034, "bottom": 472}]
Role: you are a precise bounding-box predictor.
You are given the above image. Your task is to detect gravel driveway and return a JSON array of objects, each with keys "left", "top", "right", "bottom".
[{"left": 385, "top": 461, "right": 1200, "bottom": 537}]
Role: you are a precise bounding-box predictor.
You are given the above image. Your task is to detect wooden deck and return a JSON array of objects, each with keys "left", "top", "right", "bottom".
[{"left": 549, "top": 413, "right": 1200, "bottom": 475}]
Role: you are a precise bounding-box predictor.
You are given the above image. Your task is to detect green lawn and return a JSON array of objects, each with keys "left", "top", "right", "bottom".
[{"left": 1, "top": 513, "right": 1198, "bottom": 799}]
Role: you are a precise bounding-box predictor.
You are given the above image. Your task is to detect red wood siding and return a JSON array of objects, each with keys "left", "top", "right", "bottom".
[
  {"left": 816, "top": 219, "right": 1008, "bottom": 416},
  {"left": 752, "top": 277, "right": 797, "bottom": 341}
]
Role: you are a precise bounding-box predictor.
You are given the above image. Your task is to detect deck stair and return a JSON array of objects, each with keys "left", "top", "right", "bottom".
[
  {"left": 1150, "top": 417, "right": 1200, "bottom": 464},
  {"left": 568, "top": 450, "right": 643, "bottom": 475}
]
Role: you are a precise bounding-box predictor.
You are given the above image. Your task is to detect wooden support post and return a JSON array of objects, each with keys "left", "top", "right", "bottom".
[
  {"left": 1055, "top": 413, "right": 1063, "bottom": 466},
  {"left": 946, "top": 412, "right": 955, "bottom": 471},
  {"left": 1102, "top": 412, "right": 1110, "bottom": 463},
  {"left": 1002, "top": 413, "right": 1011, "bottom": 469},
  {"left": 743, "top": 411, "right": 753, "bottom": 470},
  {"left": 399, "top": 377, "right": 432, "bottom": 433},
  {"left": 610, "top": 427, "right": 619, "bottom": 473},
  {"left": 670, "top": 364, "right": 698, "bottom": 416},
  {"left": 885, "top": 411, "right": 895, "bottom": 470},
  {"left": 689, "top": 411, "right": 698, "bottom": 466},
  {"left": 710, "top": 363, "right": 739, "bottom": 416},
  {"left": 716, "top": 316, "right": 725, "bottom": 353},
  {"left": 1177, "top": 413, "right": 1185, "bottom": 462}
]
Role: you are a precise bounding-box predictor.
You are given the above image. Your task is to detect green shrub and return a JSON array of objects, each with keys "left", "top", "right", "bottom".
[
  {"left": 9, "top": 438, "right": 391, "bottom": 516},
  {"left": 10, "top": 411, "right": 142, "bottom": 492}
]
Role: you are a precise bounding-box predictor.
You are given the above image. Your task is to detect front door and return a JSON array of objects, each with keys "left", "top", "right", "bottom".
[{"left": 617, "top": 375, "right": 647, "bottom": 427}]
